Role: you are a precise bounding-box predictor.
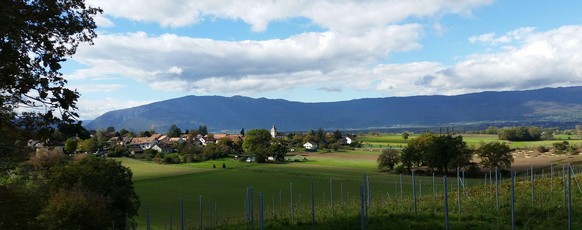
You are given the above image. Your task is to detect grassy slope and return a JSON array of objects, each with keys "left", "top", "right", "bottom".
[
  {"left": 124, "top": 155, "right": 483, "bottom": 229},
  {"left": 358, "top": 134, "right": 582, "bottom": 148}
]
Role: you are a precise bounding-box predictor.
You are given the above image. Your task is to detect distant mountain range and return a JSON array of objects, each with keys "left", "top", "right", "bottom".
[{"left": 85, "top": 86, "right": 582, "bottom": 132}]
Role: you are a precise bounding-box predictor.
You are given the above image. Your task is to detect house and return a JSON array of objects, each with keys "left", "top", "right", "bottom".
[
  {"left": 168, "top": 137, "right": 186, "bottom": 145},
  {"left": 344, "top": 136, "right": 354, "bottom": 145},
  {"left": 198, "top": 134, "right": 216, "bottom": 146},
  {"left": 151, "top": 143, "right": 174, "bottom": 154},
  {"left": 303, "top": 142, "right": 318, "bottom": 151},
  {"left": 129, "top": 134, "right": 161, "bottom": 150},
  {"left": 215, "top": 134, "right": 244, "bottom": 144},
  {"left": 157, "top": 135, "right": 169, "bottom": 143}
]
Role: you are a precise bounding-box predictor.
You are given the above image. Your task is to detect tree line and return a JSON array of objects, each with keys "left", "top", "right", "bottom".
[{"left": 378, "top": 133, "right": 513, "bottom": 175}]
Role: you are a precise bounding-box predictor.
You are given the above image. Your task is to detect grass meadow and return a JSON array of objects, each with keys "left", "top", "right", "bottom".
[
  {"left": 358, "top": 133, "right": 582, "bottom": 149},
  {"left": 119, "top": 145, "right": 582, "bottom": 229}
]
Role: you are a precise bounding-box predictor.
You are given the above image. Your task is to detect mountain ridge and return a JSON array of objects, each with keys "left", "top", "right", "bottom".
[{"left": 85, "top": 86, "right": 582, "bottom": 132}]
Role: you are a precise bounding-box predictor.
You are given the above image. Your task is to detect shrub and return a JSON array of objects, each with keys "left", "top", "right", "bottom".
[{"left": 536, "top": 145, "right": 549, "bottom": 153}]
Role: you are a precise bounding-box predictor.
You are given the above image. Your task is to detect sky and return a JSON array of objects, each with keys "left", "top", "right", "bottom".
[{"left": 64, "top": 0, "right": 582, "bottom": 120}]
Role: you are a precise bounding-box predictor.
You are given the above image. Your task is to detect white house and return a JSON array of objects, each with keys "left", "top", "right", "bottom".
[
  {"left": 303, "top": 142, "right": 318, "bottom": 151},
  {"left": 344, "top": 136, "right": 354, "bottom": 145},
  {"left": 151, "top": 144, "right": 173, "bottom": 154}
]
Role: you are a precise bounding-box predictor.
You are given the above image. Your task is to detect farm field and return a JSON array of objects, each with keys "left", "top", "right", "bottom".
[
  {"left": 358, "top": 133, "right": 582, "bottom": 149},
  {"left": 121, "top": 147, "right": 582, "bottom": 229},
  {"left": 127, "top": 153, "right": 480, "bottom": 229}
]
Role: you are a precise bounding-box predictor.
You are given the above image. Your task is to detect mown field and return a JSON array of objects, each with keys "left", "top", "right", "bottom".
[
  {"left": 358, "top": 133, "right": 582, "bottom": 149},
  {"left": 119, "top": 144, "right": 582, "bottom": 229}
]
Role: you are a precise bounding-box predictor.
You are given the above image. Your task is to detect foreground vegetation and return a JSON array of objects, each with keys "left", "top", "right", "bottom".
[{"left": 122, "top": 153, "right": 582, "bottom": 229}]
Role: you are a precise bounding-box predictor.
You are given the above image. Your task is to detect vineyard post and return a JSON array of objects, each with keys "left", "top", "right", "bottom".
[
  {"left": 199, "top": 195, "right": 202, "bottom": 230},
  {"left": 341, "top": 183, "right": 344, "bottom": 205},
  {"left": 400, "top": 174, "right": 403, "bottom": 199},
  {"left": 360, "top": 186, "right": 365, "bottom": 230},
  {"left": 457, "top": 167, "right": 461, "bottom": 219},
  {"left": 433, "top": 172, "right": 436, "bottom": 199},
  {"left": 511, "top": 171, "right": 515, "bottom": 230},
  {"left": 412, "top": 170, "right": 417, "bottom": 215},
  {"left": 444, "top": 176, "right": 449, "bottom": 230},
  {"left": 180, "top": 195, "right": 184, "bottom": 230},
  {"left": 290, "top": 183, "right": 294, "bottom": 223},
  {"left": 260, "top": 192, "right": 264, "bottom": 230},
  {"left": 551, "top": 163, "right": 554, "bottom": 191},
  {"left": 568, "top": 163, "right": 572, "bottom": 230},
  {"left": 531, "top": 165, "right": 534, "bottom": 206},
  {"left": 330, "top": 178, "right": 334, "bottom": 215},
  {"left": 495, "top": 167, "right": 499, "bottom": 210},
  {"left": 311, "top": 177, "right": 315, "bottom": 230},
  {"left": 146, "top": 204, "right": 150, "bottom": 230},
  {"left": 169, "top": 205, "right": 172, "bottom": 230}
]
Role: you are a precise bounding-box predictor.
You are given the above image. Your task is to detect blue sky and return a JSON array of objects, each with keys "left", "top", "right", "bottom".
[{"left": 66, "top": 0, "right": 582, "bottom": 120}]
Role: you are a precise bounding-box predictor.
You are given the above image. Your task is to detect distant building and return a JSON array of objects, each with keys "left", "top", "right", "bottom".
[
  {"left": 270, "top": 124, "right": 285, "bottom": 139},
  {"left": 303, "top": 142, "right": 318, "bottom": 151}
]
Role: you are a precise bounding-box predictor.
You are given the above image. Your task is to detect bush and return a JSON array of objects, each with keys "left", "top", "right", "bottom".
[{"left": 536, "top": 146, "right": 549, "bottom": 153}]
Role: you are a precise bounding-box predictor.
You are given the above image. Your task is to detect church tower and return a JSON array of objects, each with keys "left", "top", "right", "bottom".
[{"left": 270, "top": 124, "right": 277, "bottom": 138}]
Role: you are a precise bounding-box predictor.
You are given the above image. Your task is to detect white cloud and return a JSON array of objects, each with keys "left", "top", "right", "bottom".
[
  {"left": 88, "top": 0, "right": 492, "bottom": 32},
  {"left": 94, "top": 15, "right": 115, "bottom": 27},
  {"left": 75, "top": 1, "right": 582, "bottom": 105},
  {"left": 71, "top": 84, "right": 125, "bottom": 93},
  {"left": 77, "top": 98, "right": 153, "bottom": 120},
  {"left": 431, "top": 25, "right": 582, "bottom": 93},
  {"left": 72, "top": 24, "right": 423, "bottom": 93},
  {"left": 468, "top": 27, "right": 535, "bottom": 45}
]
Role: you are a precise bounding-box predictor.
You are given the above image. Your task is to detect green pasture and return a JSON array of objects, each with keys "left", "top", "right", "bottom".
[
  {"left": 123, "top": 154, "right": 483, "bottom": 229},
  {"left": 358, "top": 133, "right": 582, "bottom": 149}
]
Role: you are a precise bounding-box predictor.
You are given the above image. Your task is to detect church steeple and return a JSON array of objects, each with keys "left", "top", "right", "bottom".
[{"left": 271, "top": 124, "right": 277, "bottom": 138}]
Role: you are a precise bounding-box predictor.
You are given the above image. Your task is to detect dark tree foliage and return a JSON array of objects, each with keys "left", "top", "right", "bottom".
[
  {"left": 0, "top": 0, "right": 101, "bottom": 174},
  {"left": 198, "top": 125, "right": 208, "bottom": 136},
  {"left": 498, "top": 126, "right": 542, "bottom": 141},
  {"left": 242, "top": 129, "right": 273, "bottom": 163},
  {"left": 477, "top": 142, "right": 513, "bottom": 170},
  {"left": 377, "top": 149, "right": 400, "bottom": 171},
  {"left": 1, "top": 0, "right": 101, "bottom": 124},
  {"left": 402, "top": 134, "right": 472, "bottom": 174},
  {"left": 166, "top": 124, "right": 182, "bottom": 137},
  {"left": 45, "top": 157, "right": 140, "bottom": 229}
]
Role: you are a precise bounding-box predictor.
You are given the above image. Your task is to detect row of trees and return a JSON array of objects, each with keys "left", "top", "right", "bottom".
[{"left": 378, "top": 134, "right": 513, "bottom": 174}]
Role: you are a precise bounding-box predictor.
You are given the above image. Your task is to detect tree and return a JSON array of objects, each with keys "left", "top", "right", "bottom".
[
  {"left": 401, "top": 132, "right": 410, "bottom": 140},
  {"left": 242, "top": 129, "right": 272, "bottom": 162},
  {"left": 45, "top": 157, "right": 140, "bottom": 229},
  {"left": 1, "top": 0, "right": 100, "bottom": 175},
  {"left": 166, "top": 124, "right": 182, "bottom": 137},
  {"left": 37, "top": 190, "right": 109, "bottom": 230},
  {"left": 402, "top": 134, "right": 472, "bottom": 174},
  {"left": 198, "top": 125, "right": 208, "bottom": 136},
  {"left": 76, "top": 138, "right": 98, "bottom": 153},
  {"left": 477, "top": 142, "right": 513, "bottom": 170},
  {"left": 64, "top": 138, "right": 78, "bottom": 153},
  {"left": 1, "top": 0, "right": 101, "bottom": 127},
  {"left": 377, "top": 149, "right": 400, "bottom": 171},
  {"left": 333, "top": 129, "right": 343, "bottom": 140}
]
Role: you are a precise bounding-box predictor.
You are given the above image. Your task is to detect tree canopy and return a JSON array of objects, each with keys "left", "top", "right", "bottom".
[
  {"left": 401, "top": 134, "right": 472, "bottom": 174},
  {"left": 1, "top": 0, "right": 101, "bottom": 124},
  {"left": 242, "top": 129, "right": 272, "bottom": 162},
  {"left": 45, "top": 157, "right": 140, "bottom": 229},
  {"left": 477, "top": 142, "right": 513, "bottom": 170}
]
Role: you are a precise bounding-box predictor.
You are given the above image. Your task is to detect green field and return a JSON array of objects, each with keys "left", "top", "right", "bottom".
[
  {"left": 125, "top": 154, "right": 485, "bottom": 229},
  {"left": 119, "top": 147, "right": 582, "bottom": 229},
  {"left": 358, "top": 134, "right": 582, "bottom": 149}
]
